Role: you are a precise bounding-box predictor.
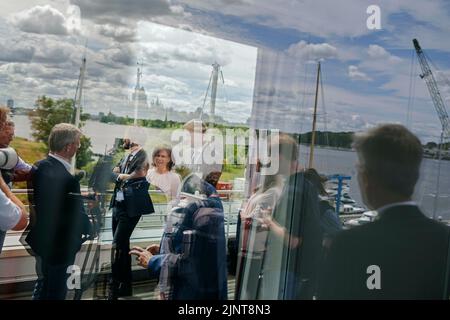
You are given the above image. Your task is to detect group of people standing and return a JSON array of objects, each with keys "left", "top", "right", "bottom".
[
  {"left": 1, "top": 105, "right": 196, "bottom": 300},
  {"left": 236, "top": 125, "right": 450, "bottom": 300},
  {"left": 107, "top": 138, "right": 183, "bottom": 299},
  {"left": 107, "top": 120, "right": 227, "bottom": 300},
  {"left": 1, "top": 103, "right": 450, "bottom": 300}
]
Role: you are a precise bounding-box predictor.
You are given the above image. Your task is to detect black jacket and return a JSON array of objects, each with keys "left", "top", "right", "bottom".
[
  {"left": 260, "top": 172, "right": 324, "bottom": 299},
  {"left": 109, "top": 148, "right": 148, "bottom": 211},
  {"left": 25, "top": 156, "right": 90, "bottom": 265},
  {"left": 122, "top": 177, "right": 154, "bottom": 217},
  {"left": 318, "top": 205, "right": 450, "bottom": 299}
]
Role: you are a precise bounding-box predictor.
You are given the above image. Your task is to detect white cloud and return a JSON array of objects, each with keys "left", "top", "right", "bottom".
[
  {"left": 368, "top": 44, "right": 389, "bottom": 59},
  {"left": 65, "top": 4, "right": 82, "bottom": 34},
  {"left": 96, "top": 45, "right": 138, "bottom": 67},
  {"left": 11, "top": 5, "right": 69, "bottom": 35},
  {"left": 0, "top": 17, "right": 257, "bottom": 124},
  {"left": 181, "top": 0, "right": 450, "bottom": 53},
  {"left": 287, "top": 41, "right": 338, "bottom": 62},
  {"left": 348, "top": 65, "right": 371, "bottom": 81},
  {"left": 2, "top": 0, "right": 448, "bottom": 139},
  {"left": 0, "top": 41, "right": 35, "bottom": 63},
  {"left": 182, "top": 0, "right": 371, "bottom": 38},
  {"left": 0, "top": 32, "right": 86, "bottom": 67},
  {"left": 70, "top": 0, "right": 185, "bottom": 22},
  {"left": 367, "top": 44, "right": 402, "bottom": 63},
  {"left": 137, "top": 23, "right": 234, "bottom": 67},
  {"left": 96, "top": 24, "right": 136, "bottom": 42}
]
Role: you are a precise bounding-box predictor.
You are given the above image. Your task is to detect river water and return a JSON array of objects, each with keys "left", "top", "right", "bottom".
[{"left": 12, "top": 115, "right": 450, "bottom": 219}]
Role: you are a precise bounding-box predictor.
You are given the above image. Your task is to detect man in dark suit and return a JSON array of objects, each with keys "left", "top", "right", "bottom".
[
  {"left": 108, "top": 138, "right": 149, "bottom": 300},
  {"left": 318, "top": 124, "right": 450, "bottom": 299},
  {"left": 25, "top": 123, "right": 91, "bottom": 300}
]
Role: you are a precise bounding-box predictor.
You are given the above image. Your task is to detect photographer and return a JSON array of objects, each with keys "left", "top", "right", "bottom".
[
  {"left": 0, "top": 117, "right": 32, "bottom": 185},
  {"left": 0, "top": 107, "right": 28, "bottom": 253},
  {"left": 0, "top": 175, "right": 28, "bottom": 253}
]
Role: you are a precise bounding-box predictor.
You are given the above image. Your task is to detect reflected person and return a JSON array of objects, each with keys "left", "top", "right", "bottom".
[
  {"left": 108, "top": 137, "right": 151, "bottom": 300},
  {"left": 25, "top": 123, "right": 91, "bottom": 300},
  {"left": 318, "top": 124, "right": 450, "bottom": 299}
]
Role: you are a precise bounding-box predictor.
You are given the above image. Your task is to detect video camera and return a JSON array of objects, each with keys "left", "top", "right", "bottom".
[{"left": 0, "top": 147, "right": 19, "bottom": 170}]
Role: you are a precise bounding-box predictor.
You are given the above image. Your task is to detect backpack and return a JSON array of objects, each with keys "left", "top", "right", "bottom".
[{"left": 173, "top": 203, "right": 228, "bottom": 300}]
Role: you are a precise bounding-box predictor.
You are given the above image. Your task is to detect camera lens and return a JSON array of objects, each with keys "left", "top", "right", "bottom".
[{"left": 0, "top": 147, "right": 19, "bottom": 170}]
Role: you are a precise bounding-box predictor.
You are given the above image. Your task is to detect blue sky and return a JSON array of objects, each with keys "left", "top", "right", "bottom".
[{"left": 0, "top": 0, "right": 449, "bottom": 142}]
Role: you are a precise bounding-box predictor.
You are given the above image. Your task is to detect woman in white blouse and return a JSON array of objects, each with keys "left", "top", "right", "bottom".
[{"left": 146, "top": 146, "right": 181, "bottom": 207}]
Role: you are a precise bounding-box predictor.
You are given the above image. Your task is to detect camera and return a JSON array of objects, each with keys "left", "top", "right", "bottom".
[
  {"left": 0, "top": 147, "right": 18, "bottom": 170},
  {"left": 114, "top": 138, "right": 125, "bottom": 150}
]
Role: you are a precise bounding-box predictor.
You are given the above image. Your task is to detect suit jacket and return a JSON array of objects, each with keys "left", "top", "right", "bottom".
[
  {"left": 109, "top": 148, "right": 148, "bottom": 211},
  {"left": 25, "top": 156, "right": 89, "bottom": 265},
  {"left": 148, "top": 193, "right": 227, "bottom": 300},
  {"left": 318, "top": 205, "right": 450, "bottom": 299},
  {"left": 122, "top": 177, "right": 154, "bottom": 217}
]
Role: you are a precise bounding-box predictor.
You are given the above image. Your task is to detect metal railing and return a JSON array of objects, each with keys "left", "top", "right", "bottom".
[{"left": 3, "top": 188, "right": 245, "bottom": 249}]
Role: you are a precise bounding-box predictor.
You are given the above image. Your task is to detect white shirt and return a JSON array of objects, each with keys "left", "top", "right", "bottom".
[
  {"left": 146, "top": 168, "right": 181, "bottom": 202},
  {"left": 123, "top": 147, "right": 142, "bottom": 172},
  {"left": 49, "top": 153, "right": 72, "bottom": 173},
  {"left": 15, "top": 156, "right": 32, "bottom": 171},
  {"left": 0, "top": 188, "right": 21, "bottom": 232}
]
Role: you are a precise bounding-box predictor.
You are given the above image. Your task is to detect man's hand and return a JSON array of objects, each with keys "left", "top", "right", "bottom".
[
  {"left": 113, "top": 167, "right": 120, "bottom": 174},
  {"left": 12, "top": 169, "right": 31, "bottom": 182},
  {"left": 146, "top": 244, "right": 160, "bottom": 255},
  {"left": 118, "top": 173, "right": 131, "bottom": 181},
  {"left": 129, "top": 246, "right": 153, "bottom": 268},
  {"left": 12, "top": 207, "right": 28, "bottom": 231}
]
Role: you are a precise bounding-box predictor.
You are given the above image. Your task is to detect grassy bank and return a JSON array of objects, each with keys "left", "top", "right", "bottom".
[
  {"left": 10, "top": 137, "right": 47, "bottom": 166},
  {"left": 9, "top": 137, "right": 46, "bottom": 203}
]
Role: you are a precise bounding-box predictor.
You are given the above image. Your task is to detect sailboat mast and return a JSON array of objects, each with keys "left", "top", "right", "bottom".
[
  {"left": 308, "top": 61, "right": 321, "bottom": 168},
  {"left": 71, "top": 54, "right": 86, "bottom": 172},
  {"left": 73, "top": 57, "right": 86, "bottom": 128},
  {"left": 133, "top": 62, "right": 143, "bottom": 126},
  {"left": 210, "top": 62, "right": 220, "bottom": 126}
]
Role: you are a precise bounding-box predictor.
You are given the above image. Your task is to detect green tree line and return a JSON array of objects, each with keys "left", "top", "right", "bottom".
[
  {"left": 297, "top": 131, "right": 354, "bottom": 149},
  {"left": 28, "top": 96, "right": 93, "bottom": 168}
]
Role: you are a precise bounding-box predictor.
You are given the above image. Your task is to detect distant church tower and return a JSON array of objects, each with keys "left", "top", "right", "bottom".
[
  {"left": 6, "top": 99, "right": 14, "bottom": 113},
  {"left": 132, "top": 61, "right": 149, "bottom": 124},
  {"left": 150, "top": 96, "right": 165, "bottom": 120}
]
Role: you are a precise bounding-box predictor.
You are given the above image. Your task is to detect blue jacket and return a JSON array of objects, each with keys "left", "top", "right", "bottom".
[{"left": 148, "top": 193, "right": 228, "bottom": 300}]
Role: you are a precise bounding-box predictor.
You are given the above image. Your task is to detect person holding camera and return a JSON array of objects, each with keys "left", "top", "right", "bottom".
[
  {"left": 0, "top": 116, "right": 32, "bottom": 185},
  {"left": 108, "top": 136, "right": 154, "bottom": 300},
  {"left": 0, "top": 158, "right": 28, "bottom": 253},
  {"left": 0, "top": 107, "right": 28, "bottom": 253}
]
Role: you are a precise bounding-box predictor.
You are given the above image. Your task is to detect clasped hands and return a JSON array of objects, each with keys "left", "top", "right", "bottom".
[{"left": 129, "top": 244, "right": 160, "bottom": 268}]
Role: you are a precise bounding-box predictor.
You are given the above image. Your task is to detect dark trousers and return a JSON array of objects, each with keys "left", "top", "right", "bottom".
[
  {"left": 110, "top": 204, "right": 140, "bottom": 296},
  {"left": 32, "top": 256, "right": 75, "bottom": 300},
  {"left": 0, "top": 230, "right": 5, "bottom": 254}
]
